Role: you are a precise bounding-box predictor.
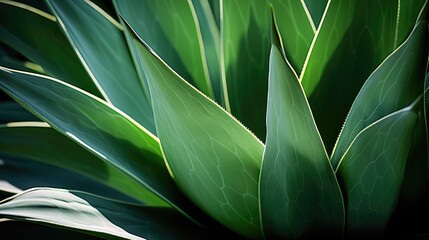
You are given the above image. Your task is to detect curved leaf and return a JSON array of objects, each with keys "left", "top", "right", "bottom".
[
  {"left": 304, "top": 0, "right": 328, "bottom": 28},
  {"left": 0, "top": 102, "right": 38, "bottom": 123},
  {"left": 220, "top": 0, "right": 271, "bottom": 139},
  {"left": 0, "top": 67, "right": 207, "bottom": 223},
  {"left": 300, "top": 0, "right": 427, "bottom": 152},
  {"left": 0, "top": 219, "right": 103, "bottom": 240},
  {"left": 191, "top": 0, "right": 222, "bottom": 104},
  {"left": 46, "top": 0, "right": 155, "bottom": 133},
  {"left": 0, "top": 153, "right": 137, "bottom": 204},
  {"left": 0, "top": 1, "right": 100, "bottom": 97},
  {"left": 114, "top": 0, "right": 214, "bottom": 99},
  {"left": 126, "top": 21, "right": 264, "bottom": 238},
  {"left": 0, "top": 188, "right": 206, "bottom": 240},
  {"left": 331, "top": 21, "right": 427, "bottom": 168},
  {"left": 336, "top": 101, "right": 419, "bottom": 235},
  {"left": 270, "top": 0, "right": 315, "bottom": 73},
  {"left": 0, "top": 124, "right": 166, "bottom": 205},
  {"left": 260, "top": 42, "right": 344, "bottom": 238}
]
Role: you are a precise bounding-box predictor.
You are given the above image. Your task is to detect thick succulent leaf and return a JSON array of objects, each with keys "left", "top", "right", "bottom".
[
  {"left": 0, "top": 1, "right": 100, "bottom": 97},
  {"left": 260, "top": 42, "right": 344, "bottom": 238},
  {"left": 0, "top": 124, "right": 166, "bottom": 205},
  {"left": 269, "top": 0, "right": 315, "bottom": 73},
  {"left": 0, "top": 55, "right": 42, "bottom": 74},
  {"left": 208, "top": 0, "right": 220, "bottom": 29},
  {"left": 300, "top": 0, "right": 427, "bottom": 152},
  {"left": 0, "top": 153, "right": 138, "bottom": 204},
  {"left": 46, "top": 0, "right": 155, "bottom": 134},
  {"left": 331, "top": 21, "right": 427, "bottom": 168},
  {"left": 191, "top": 0, "right": 222, "bottom": 104},
  {"left": 336, "top": 102, "right": 419, "bottom": 235},
  {"left": 0, "top": 219, "right": 103, "bottom": 240},
  {"left": 126, "top": 21, "right": 264, "bottom": 238},
  {"left": 0, "top": 188, "right": 206, "bottom": 240},
  {"left": 220, "top": 0, "right": 271, "bottom": 139},
  {"left": 0, "top": 102, "right": 38, "bottom": 123},
  {"left": 114, "top": 0, "right": 214, "bottom": 99},
  {"left": 397, "top": 103, "right": 428, "bottom": 207},
  {"left": 304, "top": 0, "right": 328, "bottom": 28},
  {"left": 0, "top": 67, "right": 207, "bottom": 223}
]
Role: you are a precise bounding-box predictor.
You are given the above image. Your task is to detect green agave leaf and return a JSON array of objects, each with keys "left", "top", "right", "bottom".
[
  {"left": 270, "top": 0, "right": 315, "bottom": 73},
  {"left": 300, "top": 0, "right": 427, "bottom": 152},
  {"left": 0, "top": 124, "right": 166, "bottom": 205},
  {"left": 0, "top": 55, "right": 42, "bottom": 74},
  {"left": 0, "top": 219, "right": 103, "bottom": 240},
  {"left": 220, "top": 0, "right": 271, "bottom": 139},
  {"left": 0, "top": 1, "right": 100, "bottom": 97},
  {"left": 114, "top": 0, "right": 214, "bottom": 99},
  {"left": 220, "top": 0, "right": 317, "bottom": 139},
  {"left": 0, "top": 188, "right": 206, "bottom": 240},
  {"left": 260, "top": 27, "right": 344, "bottom": 238},
  {"left": 208, "top": 0, "right": 220, "bottom": 29},
  {"left": 0, "top": 67, "right": 207, "bottom": 223},
  {"left": 336, "top": 100, "right": 419, "bottom": 235},
  {"left": 0, "top": 102, "right": 39, "bottom": 123},
  {"left": 397, "top": 103, "right": 428, "bottom": 207},
  {"left": 304, "top": 0, "right": 328, "bottom": 28},
  {"left": 46, "top": 0, "right": 155, "bottom": 134},
  {"left": 331, "top": 21, "right": 427, "bottom": 168},
  {"left": 191, "top": 0, "right": 222, "bottom": 104},
  {"left": 126, "top": 20, "right": 264, "bottom": 238},
  {"left": 0, "top": 152, "right": 137, "bottom": 204}
]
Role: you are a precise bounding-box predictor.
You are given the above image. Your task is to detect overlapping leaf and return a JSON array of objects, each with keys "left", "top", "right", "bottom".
[
  {"left": 0, "top": 152, "right": 137, "bottom": 204},
  {"left": 301, "top": 0, "right": 427, "bottom": 152},
  {"left": 114, "top": 0, "right": 214, "bottom": 99},
  {"left": 270, "top": 0, "right": 316, "bottom": 73},
  {"left": 220, "top": 0, "right": 319, "bottom": 139},
  {"left": 331, "top": 21, "right": 427, "bottom": 167},
  {"left": 220, "top": 0, "right": 271, "bottom": 139},
  {"left": 0, "top": 188, "right": 205, "bottom": 240},
  {"left": 0, "top": 102, "right": 38, "bottom": 123},
  {"left": 259, "top": 22, "right": 343, "bottom": 238},
  {"left": 191, "top": 0, "right": 222, "bottom": 103},
  {"left": 46, "top": 0, "right": 155, "bottom": 133},
  {"left": 304, "top": 0, "right": 327, "bottom": 28},
  {"left": 0, "top": 1, "right": 100, "bottom": 97},
  {"left": 336, "top": 101, "right": 419, "bottom": 234},
  {"left": 125, "top": 20, "right": 264, "bottom": 238},
  {"left": 0, "top": 124, "right": 165, "bottom": 205},
  {"left": 0, "top": 67, "right": 209, "bottom": 223}
]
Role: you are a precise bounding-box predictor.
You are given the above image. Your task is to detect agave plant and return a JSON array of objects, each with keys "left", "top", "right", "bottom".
[{"left": 0, "top": 0, "right": 428, "bottom": 239}]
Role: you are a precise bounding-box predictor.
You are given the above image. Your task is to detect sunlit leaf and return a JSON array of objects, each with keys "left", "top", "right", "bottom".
[
  {"left": 191, "top": 0, "right": 222, "bottom": 104},
  {"left": 0, "top": 67, "right": 207, "bottom": 223},
  {"left": 220, "top": 0, "right": 270, "bottom": 139},
  {"left": 0, "top": 1, "right": 100, "bottom": 96},
  {"left": 126, "top": 20, "right": 264, "bottom": 238},
  {"left": 0, "top": 124, "right": 166, "bottom": 205},
  {"left": 115, "top": 0, "right": 214, "bottom": 99},
  {"left": 331, "top": 21, "right": 427, "bottom": 168},
  {"left": 270, "top": 0, "right": 315, "bottom": 73},
  {"left": 46, "top": 0, "right": 155, "bottom": 133},
  {"left": 260, "top": 22, "right": 344, "bottom": 238},
  {"left": 0, "top": 188, "right": 206, "bottom": 240},
  {"left": 301, "top": 0, "right": 427, "bottom": 152}
]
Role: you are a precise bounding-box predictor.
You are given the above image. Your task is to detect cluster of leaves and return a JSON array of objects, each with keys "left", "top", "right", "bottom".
[{"left": 0, "top": 0, "right": 428, "bottom": 239}]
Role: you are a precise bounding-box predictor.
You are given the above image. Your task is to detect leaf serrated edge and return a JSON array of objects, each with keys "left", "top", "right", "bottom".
[
  {"left": 330, "top": 21, "right": 425, "bottom": 166},
  {"left": 334, "top": 95, "right": 422, "bottom": 173},
  {"left": 122, "top": 17, "right": 264, "bottom": 147}
]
